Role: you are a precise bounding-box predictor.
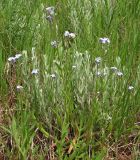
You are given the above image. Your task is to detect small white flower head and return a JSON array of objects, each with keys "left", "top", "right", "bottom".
[
  {"left": 64, "top": 31, "right": 70, "bottom": 37},
  {"left": 64, "top": 31, "right": 76, "bottom": 39},
  {"left": 72, "top": 65, "right": 76, "bottom": 69},
  {"left": 69, "top": 33, "right": 76, "bottom": 39},
  {"left": 8, "top": 57, "right": 16, "bottom": 63},
  {"left": 110, "top": 66, "right": 117, "bottom": 72},
  {"left": 51, "top": 40, "right": 58, "bottom": 48},
  {"left": 8, "top": 53, "right": 22, "bottom": 63},
  {"left": 15, "top": 53, "right": 22, "bottom": 59},
  {"left": 99, "top": 37, "right": 110, "bottom": 44},
  {"left": 128, "top": 86, "right": 134, "bottom": 91},
  {"left": 46, "top": 6, "right": 55, "bottom": 16},
  {"left": 31, "top": 69, "right": 39, "bottom": 75},
  {"left": 16, "top": 85, "right": 23, "bottom": 91},
  {"left": 116, "top": 71, "right": 123, "bottom": 77},
  {"left": 50, "top": 73, "right": 56, "bottom": 78},
  {"left": 95, "top": 57, "right": 101, "bottom": 64},
  {"left": 96, "top": 71, "right": 102, "bottom": 77}
]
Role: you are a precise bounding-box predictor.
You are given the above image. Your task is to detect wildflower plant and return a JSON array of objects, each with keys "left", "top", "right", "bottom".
[{"left": 0, "top": 0, "right": 140, "bottom": 159}]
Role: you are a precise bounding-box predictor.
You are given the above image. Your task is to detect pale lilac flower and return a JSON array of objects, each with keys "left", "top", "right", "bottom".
[
  {"left": 64, "top": 31, "right": 70, "bottom": 37},
  {"left": 8, "top": 57, "right": 16, "bottom": 63},
  {"left": 96, "top": 71, "right": 102, "bottom": 77},
  {"left": 116, "top": 71, "right": 123, "bottom": 77},
  {"left": 128, "top": 86, "right": 134, "bottom": 91},
  {"left": 15, "top": 53, "right": 22, "bottom": 59},
  {"left": 51, "top": 40, "right": 57, "bottom": 48},
  {"left": 46, "top": 6, "right": 55, "bottom": 16},
  {"left": 16, "top": 85, "right": 23, "bottom": 90},
  {"left": 50, "top": 73, "right": 56, "bottom": 78},
  {"left": 110, "top": 66, "right": 117, "bottom": 71},
  {"left": 95, "top": 57, "right": 101, "bottom": 64},
  {"left": 31, "top": 69, "right": 39, "bottom": 75},
  {"left": 99, "top": 37, "right": 110, "bottom": 44},
  {"left": 8, "top": 53, "right": 22, "bottom": 63},
  {"left": 69, "top": 33, "right": 76, "bottom": 39},
  {"left": 72, "top": 65, "right": 76, "bottom": 69}
]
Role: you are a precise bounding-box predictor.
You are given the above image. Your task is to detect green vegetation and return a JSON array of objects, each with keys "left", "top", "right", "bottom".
[{"left": 0, "top": 0, "right": 140, "bottom": 159}]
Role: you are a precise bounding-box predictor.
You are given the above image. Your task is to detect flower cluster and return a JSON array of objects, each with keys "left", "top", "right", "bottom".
[
  {"left": 31, "top": 69, "right": 39, "bottom": 75},
  {"left": 51, "top": 40, "right": 58, "bottom": 48},
  {"left": 95, "top": 57, "right": 101, "bottom": 64},
  {"left": 8, "top": 54, "right": 22, "bottom": 63},
  {"left": 45, "top": 6, "right": 55, "bottom": 23},
  {"left": 64, "top": 31, "right": 76, "bottom": 39}
]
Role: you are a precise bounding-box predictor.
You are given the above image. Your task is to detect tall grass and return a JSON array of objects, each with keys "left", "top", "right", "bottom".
[{"left": 0, "top": 0, "right": 140, "bottom": 159}]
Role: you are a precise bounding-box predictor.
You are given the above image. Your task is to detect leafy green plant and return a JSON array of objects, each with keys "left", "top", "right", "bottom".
[{"left": 0, "top": 0, "right": 140, "bottom": 159}]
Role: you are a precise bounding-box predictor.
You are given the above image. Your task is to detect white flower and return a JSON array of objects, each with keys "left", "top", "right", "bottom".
[
  {"left": 95, "top": 57, "right": 101, "bottom": 64},
  {"left": 110, "top": 66, "right": 117, "bottom": 71},
  {"left": 96, "top": 71, "right": 102, "bottom": 77},
  {"left": 31, "top": 69, "right": 39, "bottom": 74},
  {"left": 46, "top": 6, "right": 55, "bottom": 16},
  {"left": 51, "top": 40, "right": 57, "bottom": 48},
  {"left": 128, "top": 86, "right": 134, "bottom": 91},
  {"left": 50, "top": 73, "right": 56, "bottom": 78},
  {"left": 99, "top": 37, "right": 110, "bottom": 44},
  {"left": 64, "top": 31, "right": 70, "bottom": 37},
  {"left": 8, "top": 57, "right": 16, "bottom": 62},
  {"left": 64, "top": 31, "right": 76, "bottom": 39},
  {"left": 116, "top": 71, "right": 123, "bottom": 77},
  {"left": 8, "top": 53, "right": 22, "bottom": 63},
  {"left": 15, "top": 54, "right": 22, "bottom": 59},
  {"left": 16, "top": 85, "right": 23, "bottom": 90},
  {"left": 69, "top": 33, "right": 76, "bottom": 39},
  {"left": 72, "top": 65, "right": 76, "bottom": 69}
]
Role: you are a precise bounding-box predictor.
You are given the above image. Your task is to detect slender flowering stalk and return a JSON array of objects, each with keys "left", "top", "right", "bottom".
[
  {"left": 103, "top": 71, "right": 107, "bottom": 76},
  {"left": 45, "top": 6, "right": 55, "bottom": 23},
  {"left": 64, "top": 31, "right": 76, "bottom": 39}
]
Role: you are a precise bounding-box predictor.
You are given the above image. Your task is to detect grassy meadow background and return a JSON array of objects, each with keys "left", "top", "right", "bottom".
[{"left": 0, "top": 0, "right": 140, "bottom": 159}]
